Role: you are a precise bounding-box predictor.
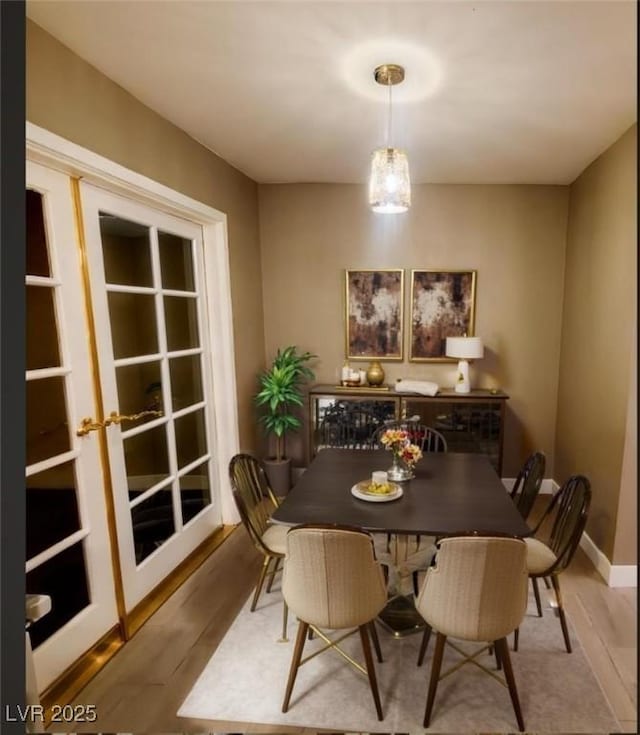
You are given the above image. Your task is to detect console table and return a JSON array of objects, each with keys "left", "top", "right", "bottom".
[{"left": 307, "top": 384, "right": 509, "bottom": 475}]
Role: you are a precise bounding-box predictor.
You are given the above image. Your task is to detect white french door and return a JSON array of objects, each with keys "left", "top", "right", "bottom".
[
  {"left": 26, "top": 161, "right": 119, "bottom": 691},
  {"left": 79, "top": 183, "right": 222, "bottom": 610},
  {"left": 26, "top": 123, "right": 238, "bottom": 695}
]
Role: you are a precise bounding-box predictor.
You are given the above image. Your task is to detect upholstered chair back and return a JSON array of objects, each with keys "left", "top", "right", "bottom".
[
  {"left": 417, "top": 535, "right": 528, "bottom": 643},
  {"left": 283, "top": 525, "right": 387, "bottom": 630}
]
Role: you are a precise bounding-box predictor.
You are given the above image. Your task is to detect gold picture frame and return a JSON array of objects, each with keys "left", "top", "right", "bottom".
[
  {"left": 345, "top": 269, "right": 404, "bottom": 361},
  {"left": 409, "top": 269, "right": 477, "bottom": 362}
]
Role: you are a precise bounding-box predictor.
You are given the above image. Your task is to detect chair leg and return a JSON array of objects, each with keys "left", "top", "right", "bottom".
[
  {"left": 266, "top": 556, "right": 280, "bottom": 593},
  {"left": 359, "top": 624, "right": 383, "bottom": 720},
  {"left": 493, "top": 640, "right": 502, "bottom": 670},
  {"left": 532, "top": 576, "right": 543, "bottom": 617},
  {"left": 543, "top": 576, "right": 551, "bottom": 589},
  {"left": 369, "top": 620, "right": 383, "bottom": 663},
  {"left": 513, "top": 627, "right": 519, "bottom": 652},
  {"left": 423, "top": 632, "right": 446, "bottom": 727},
  {"left": 413, "top": 570, "right": 420, "bottom": 597},
  {"left": 495, "top": 637, "right": 525, "bottom": 732},
  {"left": 282, "top": 620, "right": 309, "bottom": 712},
  {"left": 279, "top": 601, "right": 289, "bottom": 643},
  {"left": 551, "top": 575, "right": 572, "bottom": 653},
  {"left": 251, "top": 556, "right": 271, "bottom": 612},
  {"left": 417, "top": 624, "right": 432, "bottom": 667}
]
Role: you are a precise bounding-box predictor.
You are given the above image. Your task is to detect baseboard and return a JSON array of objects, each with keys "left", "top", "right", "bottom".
[
  {"left": 501, "top": 477, "right": 558, "bottom": 494},
  {"left": 579, "top": 531, "right": 638, "bottom": 588}
]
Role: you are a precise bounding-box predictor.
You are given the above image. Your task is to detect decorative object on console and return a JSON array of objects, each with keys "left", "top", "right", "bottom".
[
  {"left": 346, "top": 270, "right": 404, "bottom": 360},
  {"left": 445, "top": 336, "right": 484, "bottom": 394},
  {"left": 380, "top": 428, "right": 423, "bottom": 481},
  {"left": 409, "top": 270, "right": 477, "bottom": 361},
  {"left": 394, "top": 379, "right": 439, "bottom": 396},
  {"left": 369, "top": 64, "right": 411, "bottom": 214},
  {"left": 255, "top": 345, "right": 316, "bottom": 494},
  {"left": 366, "top": 359, "right": 386, "bottom": 386}
]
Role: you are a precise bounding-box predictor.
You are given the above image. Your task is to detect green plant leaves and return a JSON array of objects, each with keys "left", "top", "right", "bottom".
[{"left": 254, "top": 345, "right": 316, "bottom": 459}]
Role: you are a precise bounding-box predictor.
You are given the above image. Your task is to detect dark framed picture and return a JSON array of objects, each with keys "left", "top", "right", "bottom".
[
  {"left": 345, "top": 269, "right": 404, "bottom": 361},
  {"left": 409, "top": 270, "right": 477, "bottom": 361}
]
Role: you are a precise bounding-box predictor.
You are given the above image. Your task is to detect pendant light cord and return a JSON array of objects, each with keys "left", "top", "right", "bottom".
[{"left": 387, "top": 79, "right": 393, "bottom": 149}]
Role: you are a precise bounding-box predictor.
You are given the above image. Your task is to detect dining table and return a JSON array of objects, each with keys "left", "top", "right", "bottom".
[{"left": 271, "top": 448, "right": 531, "bottom": 636}]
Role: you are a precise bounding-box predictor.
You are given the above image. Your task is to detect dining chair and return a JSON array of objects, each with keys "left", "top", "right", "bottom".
[
  {"left": 229, "top": 454, "right": 289, "bottom": 640},
  {"left": 514, "top": 474, "right": 591, "bottom": 653},
  {"left": 415, "top": 534, "right": 529, "bottom": 731},
  {"left": 281, "top": 524, "right": 387, "bottom": 720},
  {"left": 510, "top": 451, "right": 546, "bottom": 521}
]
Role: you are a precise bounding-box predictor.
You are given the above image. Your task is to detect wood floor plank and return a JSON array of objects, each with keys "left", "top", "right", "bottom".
[{"left": 566, "top": 590, "right": 637, "bottom": 723}]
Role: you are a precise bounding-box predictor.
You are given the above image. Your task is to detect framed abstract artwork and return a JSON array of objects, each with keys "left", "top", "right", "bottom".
[
  {"left": 345, "top": 269, "right": 404, "bottom": 360},
  {"left": 409, "top": 270, "right": 477, "bottom": 361}
]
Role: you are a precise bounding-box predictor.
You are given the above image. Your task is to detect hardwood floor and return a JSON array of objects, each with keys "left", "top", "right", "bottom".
[{"left": 65, "top": 499, "right": 636, "bottom": 733}]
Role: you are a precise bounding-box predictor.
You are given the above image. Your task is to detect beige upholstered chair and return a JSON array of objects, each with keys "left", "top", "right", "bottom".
[
  {"left": 415, "top": 534, "right": 529, "bottom": 731},
  {"left": 515, "top": 474, "right": 591, "bottom": 653},
  {"left": 281, "top": 524, "right": 388, "bottom": 720},
  {"left": 229, "top": 454, "right": 289, "bottom": 639}
]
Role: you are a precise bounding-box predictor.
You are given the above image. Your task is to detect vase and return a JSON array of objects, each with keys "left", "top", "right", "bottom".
[
  {"left": 366, "top": 360, "right": 385, "bottom": 386},
  {"left": 387, "top": 452, "right": 414, "bottom": 481}
]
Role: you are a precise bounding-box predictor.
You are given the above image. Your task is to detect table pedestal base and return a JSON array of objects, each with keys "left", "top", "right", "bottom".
[{"left": 377, "top": 594, "right": 426, "bottom": 638}]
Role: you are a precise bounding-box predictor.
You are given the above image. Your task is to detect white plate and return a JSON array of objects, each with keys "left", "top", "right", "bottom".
[{"left": 351, "top": 481, "right": 403, "bottom": 503}]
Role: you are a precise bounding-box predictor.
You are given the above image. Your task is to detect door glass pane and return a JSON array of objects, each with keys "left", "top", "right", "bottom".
[
  {"left": 100, "top": 214, "right": 153, "bottom": 287},
  {"left": 164, "top": 296, "right": 199, "bottom": 351},
  {"left": 27, "top": 377, "right": 70, "bottom": 466},
  {"left": 180, "top": 461, "right": 211, "bottom": 525},
  {"left": 27, "top": 189, "right": 50, "bottom": 277},
  {"left": 27, "top": 286, "right": 61, "bottom": 371},
  {"left": 108, "top": 292, "right": 158, "bottom": 359},
  {"left": 115, "top": 361, "right": 163, "bottom": 430},
  {"left": 123, "top": 424, "right": 170, "bottom": 495},
  {"left": 131, "top": 490, "right": 175, "bottom": 564},
  {"left": 27, "top": 461, "right": 80, "bottom": 560},
  {"left": 26, "top": 541, "right": 90, "bottom": 649},
  {"left": 174, "top": 408, "right": 207, "bottom": 470},
  {"left": 169, "top": 354, "right": 203, "bottom": 410},
  {"left": 159, "top": 231, "right": 195, "bottom": 291}
]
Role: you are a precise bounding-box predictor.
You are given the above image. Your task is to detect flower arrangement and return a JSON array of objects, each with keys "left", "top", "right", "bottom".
[{"left": 380, "top": 428, "right": 423, "bottom": 466}]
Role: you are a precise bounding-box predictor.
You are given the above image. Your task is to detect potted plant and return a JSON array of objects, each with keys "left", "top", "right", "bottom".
[{"left": 255, "top": 345, "right": 316, "bottom": 495}]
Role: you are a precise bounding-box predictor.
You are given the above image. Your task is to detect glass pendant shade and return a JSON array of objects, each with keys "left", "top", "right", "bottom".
[{"left": 369, "top": 147, "right": 411, "bottom": 214}]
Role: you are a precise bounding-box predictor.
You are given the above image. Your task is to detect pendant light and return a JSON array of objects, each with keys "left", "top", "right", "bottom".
[{"left": 369, "top": 63, "right": 411, "bottom": 214}]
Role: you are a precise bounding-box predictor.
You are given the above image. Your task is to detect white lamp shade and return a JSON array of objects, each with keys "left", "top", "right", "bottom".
[
  {"left": 369, "top": 147, "right": 411, "bottom": 213},
  {"left": 445, "top": 336, "right": 484, "bottom": 359}
]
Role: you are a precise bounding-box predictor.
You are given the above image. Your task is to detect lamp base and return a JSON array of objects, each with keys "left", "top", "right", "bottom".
[{"left": 454, "top": 359, "right": 471, "bottom": 393}]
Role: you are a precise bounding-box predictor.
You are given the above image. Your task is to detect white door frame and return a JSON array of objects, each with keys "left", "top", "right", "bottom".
[{"left": 26, "top": 122, "right": 241, "bottom": 527}]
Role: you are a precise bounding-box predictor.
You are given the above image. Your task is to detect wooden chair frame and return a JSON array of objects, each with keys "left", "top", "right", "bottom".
[{"left": 514, "top": 475, "right": 591, "bottom": 653}]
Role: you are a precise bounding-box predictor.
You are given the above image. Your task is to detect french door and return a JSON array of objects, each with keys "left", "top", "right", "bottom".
[
  {"left": 26, "top": 143, "right": 232, "bottom": 694},
  {"left": 79, "top": 183, "right": 221, "bottom": 610},
  {"left": 26, "top": 161, "right": 119, "bottom": 690}
]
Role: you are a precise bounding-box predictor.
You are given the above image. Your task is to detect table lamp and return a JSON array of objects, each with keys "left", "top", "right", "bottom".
[{"left": 445, "top": 336, "right": 484, "bottom": 393}]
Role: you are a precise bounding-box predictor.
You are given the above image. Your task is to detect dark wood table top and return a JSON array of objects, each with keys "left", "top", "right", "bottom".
[{"left": 272, "top": 449, "right": 530, "bottom": 537}]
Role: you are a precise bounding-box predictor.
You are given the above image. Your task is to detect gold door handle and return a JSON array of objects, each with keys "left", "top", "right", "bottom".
[
  {"left": 76, "top": 417, "right": 105, "bottom": 436},
  {"left": 104, "top": 410, "right": 163, "bottom": 427}
]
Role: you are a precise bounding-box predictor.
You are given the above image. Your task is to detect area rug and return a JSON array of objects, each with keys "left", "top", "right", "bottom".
[{"left": 178, "top": 583, "right": 620, "bottom": 733}]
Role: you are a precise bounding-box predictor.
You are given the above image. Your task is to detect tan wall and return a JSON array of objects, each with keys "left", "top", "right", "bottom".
[
  {"left": 259, "top": 183, "right": 569, "bottom": 475},
  {"left": 613, "top": 324, "right": 637, "bottom": 565},
  {"left": 555, "top": 124, "right": 637, "bottom": 563},
  {"left": 26, "top": 20, "right": 265, "bottom": 451}
]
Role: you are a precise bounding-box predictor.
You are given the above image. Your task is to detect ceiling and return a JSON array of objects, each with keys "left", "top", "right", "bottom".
[{"left": 27, "top": 1, "right": 637, "bottom": 185}]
